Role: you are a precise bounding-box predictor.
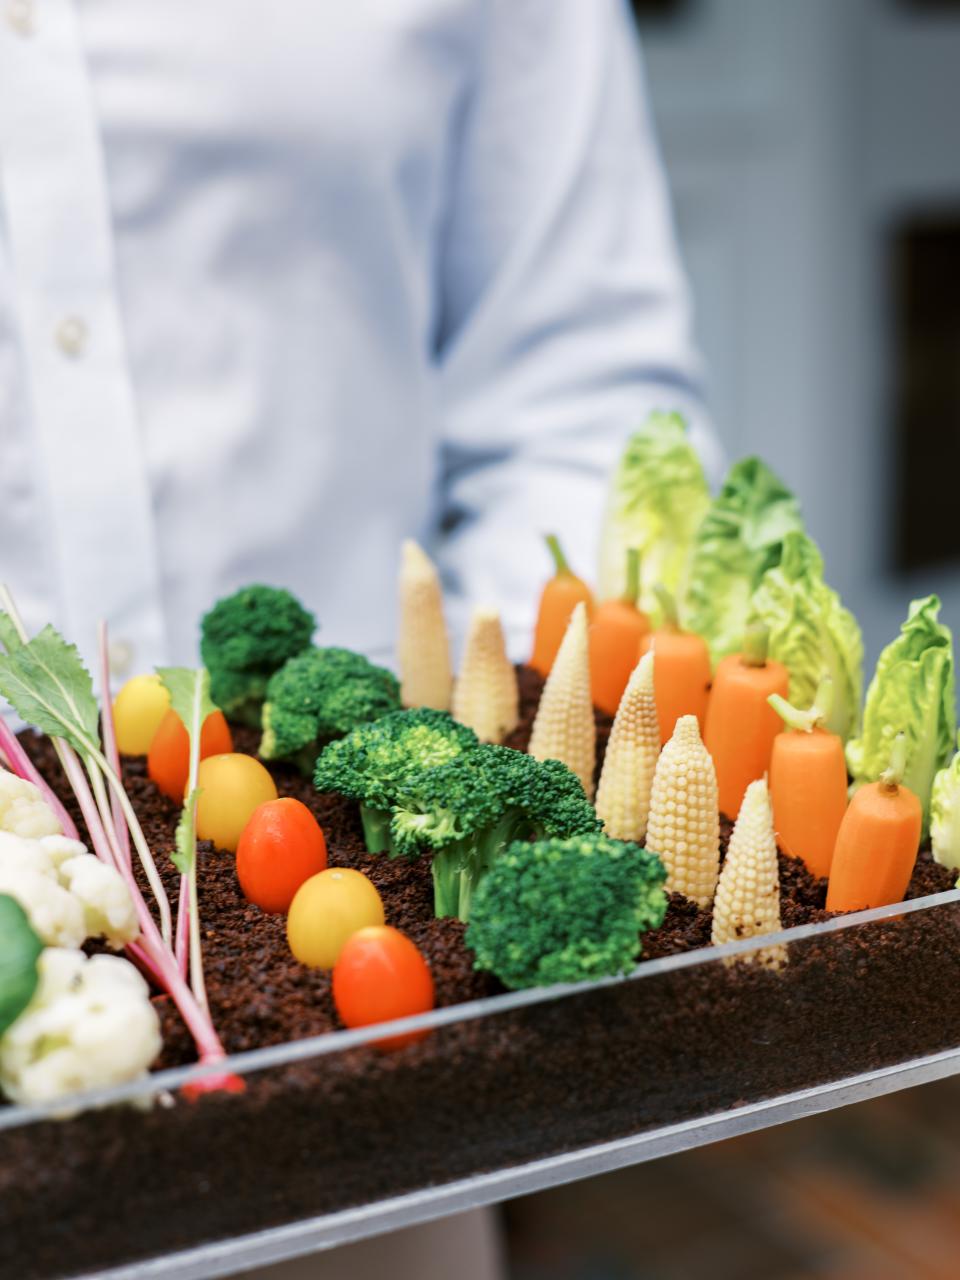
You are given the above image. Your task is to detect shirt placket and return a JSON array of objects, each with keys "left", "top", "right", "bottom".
[{"left": 0, "top": 0, "right": 167, "bottom": 677}]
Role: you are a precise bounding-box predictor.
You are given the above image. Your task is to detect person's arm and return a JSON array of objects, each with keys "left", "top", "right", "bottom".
[{"left": 433, "top": 0, "right": 721, "bottom": 643}]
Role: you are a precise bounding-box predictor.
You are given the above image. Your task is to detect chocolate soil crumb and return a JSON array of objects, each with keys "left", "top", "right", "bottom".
[{"left": 4, "top": 668, "right": 960, "bottom": 1280}]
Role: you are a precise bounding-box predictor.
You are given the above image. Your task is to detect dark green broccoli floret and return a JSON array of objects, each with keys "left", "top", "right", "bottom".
[
  {"left": 200, "top": 584, "right": 315, "bottom": 726},
  {"left": 315, "top": 712, "right": 600, "bottom": 919},
  {"left": 466, "top": 834, "right": 667, "bottom": 989},
  {"left": 260, "top": 647, "right": 400, "bottom": 772},
  {"left": 314, "top": 708, "right": 479, "bottom": 849}
]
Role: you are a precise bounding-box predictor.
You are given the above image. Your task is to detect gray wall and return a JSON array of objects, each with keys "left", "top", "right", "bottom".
[{"left": 638, "top": 0, "right": 960, "bottom": 669}]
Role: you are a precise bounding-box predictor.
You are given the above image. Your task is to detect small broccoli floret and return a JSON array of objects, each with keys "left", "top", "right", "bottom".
[
  {"left": 466, "top": 833, "right": 668, "bottom": 989},
  {"left": 260, "top": 647, "right": 400, "bottom": 771},
  {"left": 200, "top": 584, "right": 315, "bottom": 726},
  {"left": 314, "top": 708, "right": 479, "bottom": 840},
  {"left": 386, "top": 743, "right": 602, "bottom": 921}
]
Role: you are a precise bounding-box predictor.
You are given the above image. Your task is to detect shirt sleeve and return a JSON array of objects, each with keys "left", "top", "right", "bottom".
[{"left": 432, "top": 0, "right": 722, "bottom": 649}]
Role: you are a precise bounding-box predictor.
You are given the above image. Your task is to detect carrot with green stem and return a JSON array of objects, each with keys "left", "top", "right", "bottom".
[
  {"left": 530, "top": 535, "right": 593, "bottom": 678},
  {"left": 638, "top": 585, "right": 711, "bottom": 743},
  {"left": 768, "top": 675, "right": 847, "bottom": 879},
  {"left": 589, "top": 548, "right": 651, "bottom": 716},
  {"left": 826, "top": 733, "right": 921, "bottom": 911},
  {"left": 703, "top": 623, "right": 788, "bottom": 819}
]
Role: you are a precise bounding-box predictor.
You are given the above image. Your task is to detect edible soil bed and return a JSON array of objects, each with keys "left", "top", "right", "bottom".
[{"left": 2, "top": 666, "right": 959, "bottom": 1279}]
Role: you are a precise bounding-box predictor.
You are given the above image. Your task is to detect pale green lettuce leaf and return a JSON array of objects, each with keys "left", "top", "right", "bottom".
[
  {"left": 931, "top": 735, "right": 960, "bottom": 871},
  {"left": 684, "top": 457, "right": 804, "bottom": 665},
  {"left": 846, "top": 595, "right": 956, "bottom": 834},
  {"left": 750, "top": 532, "right": 864, "bottom": 742},
  {"left": 597, "top": 412, "right": 710, "bottom": 611}
]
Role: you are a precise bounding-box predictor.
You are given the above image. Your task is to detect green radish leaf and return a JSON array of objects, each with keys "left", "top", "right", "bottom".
[
  {"left": 0, "top": 613, "right": 22, "bottom": 655},
  {"left": 156, "top": 667, "right": 216, "bottom": 737},
  {"left": 172, "top": 788, "right": 199, "bottom": 876},
  {"left": 0, "top": 625, "right": 100, "bottom": 756},
  {"left": 157, "top": 669, "right": 212, "bottom": 880},
  {"left": 0, "top": 895, "right": 44, "bottom": 1036}
]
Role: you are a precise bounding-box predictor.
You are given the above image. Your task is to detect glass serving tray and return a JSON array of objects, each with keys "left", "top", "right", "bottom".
[{"left": 3, "top": 886, "right": 960, "bottom": 1280}]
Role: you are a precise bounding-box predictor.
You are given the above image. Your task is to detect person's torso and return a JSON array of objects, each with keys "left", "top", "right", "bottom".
[{"left": 0, "top": 0, "right": 479, "bottom": 672}]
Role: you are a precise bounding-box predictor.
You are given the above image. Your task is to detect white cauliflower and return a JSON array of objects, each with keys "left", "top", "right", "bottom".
[
  {"left": 0, "top": 834, "right": 85, "bottom": 947},
  {"left": 0, "top": 771, "right": 62, "bottom": 839},
  {"left": 0, "top": 948, "right": 162, "bottom": 1105},
  {"left": 0, "top": 832, "right": 138, "bottom": 949},
  {"left": 58, "top": 855, "right": 139, "bottom": 948}
]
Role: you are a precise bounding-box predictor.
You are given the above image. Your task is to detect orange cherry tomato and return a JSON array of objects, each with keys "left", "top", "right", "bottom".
[
  {"left": 147, "top": 708, "right": 233, "bottom": 802},
  {"left": 237, "top": 798, "right": 328, "bottom": 913},
  {"left": 332, "top": 926, "right": 434, "bottom": 1050}
]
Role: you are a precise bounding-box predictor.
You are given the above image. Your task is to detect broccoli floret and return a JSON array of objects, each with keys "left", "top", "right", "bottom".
[
  {"left": 466, "top": 833, "right": 668, "bottom": 989},
  {"left": 200, "top": 584, "right": 315, "bottom": 726},
  {"left": 260, "top": 647, "right": 400, "bottom": 771},
  {"left": 387, "top": 743, "right": 602, "bottom": 921},
  {"left": 314, "top": 708, "right": 480, "bottom": 848}
]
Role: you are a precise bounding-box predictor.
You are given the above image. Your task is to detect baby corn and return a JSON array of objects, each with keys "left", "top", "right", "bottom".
[
  {"left": 646, "top": 714, "right": 719, "bottom": 906},
  {"left": 528, "top": 602, "right": 596, "bottom": 798},
  {"left": 595, "top": 651, "right": 660, "bottom": 841},
  {"left": 712, "top": 777, "right": 785, "bottom": 967},
  {"left": 398, "top": 539, "right": 452, "bottom": 711},
  {"left": 452, "top": 607, "right": 519, "bottom": 744}
]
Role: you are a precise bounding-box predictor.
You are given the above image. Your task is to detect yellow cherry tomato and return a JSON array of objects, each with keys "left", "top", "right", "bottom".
[
  {"left": 287, "top": 868, "right": 384, "bottom": 969},
  {"left": 112, "top": 674, "right": 171, "bottom": 756},
  {"left": 195, "top": 753, "right": 278, "bottom": 852}
]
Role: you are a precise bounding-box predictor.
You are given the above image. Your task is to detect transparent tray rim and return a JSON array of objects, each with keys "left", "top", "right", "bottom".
[
  {"left": 75, "top": 1039, "right": 960, "bottom": 1280},
  {"left": 4, "top": 883, "right": 959, "bottom": 1130}
]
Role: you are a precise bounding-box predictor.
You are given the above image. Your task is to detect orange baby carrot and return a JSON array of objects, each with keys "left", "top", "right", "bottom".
[
  {"left": 530, "top": 534, "right": 593, "bottom": 678},
  {"left": 826, "top": 734, "right": 921, "bottom": 912},
  {"left": 589, "top": 548, "right": 651, "bottom": 716},
  {"left": 637, "top": 586, "right": 711, "bottom": 744},
  {"left": 767, "top": 676, "right": 848, "bottom": 879},
  {"left": 703, "top": 624, "right": 788, "bottom": 819}
]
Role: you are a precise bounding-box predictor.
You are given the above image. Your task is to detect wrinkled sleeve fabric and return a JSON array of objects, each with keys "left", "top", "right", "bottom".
[{"left": 433, "top": 0, "right": 721, "bottom": 646}]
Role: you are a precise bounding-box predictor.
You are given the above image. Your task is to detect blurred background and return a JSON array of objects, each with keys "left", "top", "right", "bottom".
[
  {"left": 503, "top": 1, "right": 960, "bottom": 1274},
  {"left": 634, "top": 0, "right": 960, "bottom": 669}
]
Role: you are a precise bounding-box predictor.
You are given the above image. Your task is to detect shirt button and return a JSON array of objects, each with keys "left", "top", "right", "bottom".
[
  {"left": 55, "top": 316, "right": 88, "bottom": 359},
  {"left": 6, "top": 0, "right": 34, "bottom": 35}
]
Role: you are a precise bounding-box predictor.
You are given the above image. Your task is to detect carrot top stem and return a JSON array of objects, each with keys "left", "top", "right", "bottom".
[
  {"left": 768, "top": 674, "right": 834, "bottom": 734},
  {"left": 880, "top": 732, "right": 908, "bottom": 793},
  {"left": 545, "top": 534, "right": 571, "bottom": 578},
  {"left": 741, "top": 623, "right": 769, "bottom": 669},
  {"left": 623, "top": 548, "right": 641, "bottom": 607},
  {"left": 654, "top": 583, "right": 680, "bottom": 632}
]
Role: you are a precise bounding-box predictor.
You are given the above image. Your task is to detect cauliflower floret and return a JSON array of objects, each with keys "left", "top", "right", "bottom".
[
  {"left": 0, "top": 949, "right": 161, "bottom": 1105},
  {"left": 0, "top": 863, "right": 86, "bottom": 948},
  {"left": 0, "top": 832, "right": 138, "bottom": 949},
  {"left": 0, "top": 772, "right": 62, "bottom": 839},
  {"left": 37, "top": 834, "right": 88, "bottom": 871},
  {"left": 58, "top": 855, "right": 139, "bottom": 948}
]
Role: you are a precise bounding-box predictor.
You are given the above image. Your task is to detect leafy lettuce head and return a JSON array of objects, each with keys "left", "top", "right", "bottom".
[
  {"left": 684, "top": 457, "right": 804, "bottom": 666},
  {"left": 749, "top": 532, "right": 863, "bottom": 743},
  {"left": 846, "top": 595, "right": 956, "bottom": 835},
  {"left": 931, "top": 735, "right": 960, "bottom": 872},
  {"left": 597, "top": 412, "right": 709, "bottom": 613}
]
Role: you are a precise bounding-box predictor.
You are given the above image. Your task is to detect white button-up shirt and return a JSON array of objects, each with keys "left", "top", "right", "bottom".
[{"left": 0, "top": 0, "right": 713, "bottom": 678}]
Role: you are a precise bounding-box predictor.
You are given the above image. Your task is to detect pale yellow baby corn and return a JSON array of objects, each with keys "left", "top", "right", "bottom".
[
  {"left": 398, "top": 539, "right": 452, "bottom": 710},
  {"left": 452, "top": 607, "right": 519, "bottom": 744},
  {"left": 711, "top": 777, "right": 785, "bottom": 968},
  {"left": 527, "top": 602, "right": 596, "bottom": 798},
  {"left": 595, "top": 651, "right": 660, "bottom": 841},
  {"left": 646, "top": 714, "right": 719, "bottom": 907}
]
